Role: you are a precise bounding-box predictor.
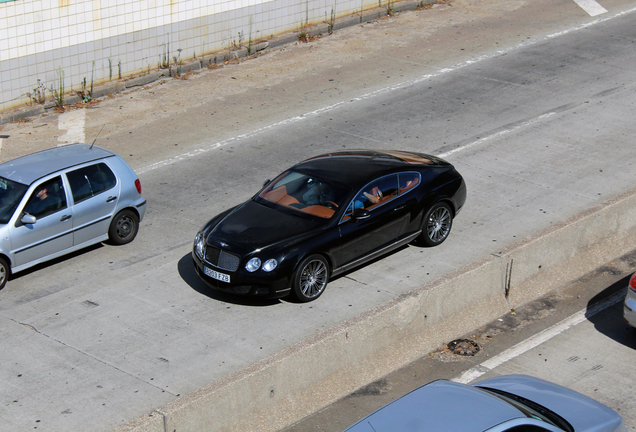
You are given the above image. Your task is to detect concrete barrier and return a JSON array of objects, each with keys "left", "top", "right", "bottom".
[{"left": 113, "top": 186, "right": 636, "bottom": 432}]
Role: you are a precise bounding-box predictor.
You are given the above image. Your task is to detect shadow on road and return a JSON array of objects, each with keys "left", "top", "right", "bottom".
[
  {"left": 585, "top": 274, "right": 636, "bottom": 351},
  {"left": 9, "top": 243, "right": 103, "bottom": 282},
  {"left": 176, "top": 252, "right": 281, "bottom": 306},
  {"left": 176, "top": 242, "right": 414, "bottom": 306}
]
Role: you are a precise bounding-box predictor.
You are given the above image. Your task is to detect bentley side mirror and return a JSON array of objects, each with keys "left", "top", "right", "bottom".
[{"left": 352, "top": 209, "right": 370, "bottom": 221}]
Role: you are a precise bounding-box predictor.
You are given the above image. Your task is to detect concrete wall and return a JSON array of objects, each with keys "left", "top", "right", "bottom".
[
  {"left": 0, "top": 0, "right": 387, "bottom": 111},
  {"left": 110, "top": 188, "right": 636, "bottom": 432}
]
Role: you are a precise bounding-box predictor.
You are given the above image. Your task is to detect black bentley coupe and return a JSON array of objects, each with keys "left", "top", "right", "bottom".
[{"left": 193, "top": 150, "right": 466, "bottom": 302}]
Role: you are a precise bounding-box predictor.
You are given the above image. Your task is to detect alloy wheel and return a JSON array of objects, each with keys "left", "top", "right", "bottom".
[
  {"left": 427, "top": 206, "right": 451, "bottom": 243},
  {"left": 300, "top": 259, "right": 328, "bottom": 299}
]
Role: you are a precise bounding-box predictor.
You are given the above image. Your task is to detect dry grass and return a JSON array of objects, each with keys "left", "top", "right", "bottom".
[{"left": 416, "top": 0, "right": 452, "bottom": 11}]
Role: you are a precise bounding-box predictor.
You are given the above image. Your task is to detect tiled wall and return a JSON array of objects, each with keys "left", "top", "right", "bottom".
[{"left": 0, "top": 0, "right": 380, "bottom": 111}]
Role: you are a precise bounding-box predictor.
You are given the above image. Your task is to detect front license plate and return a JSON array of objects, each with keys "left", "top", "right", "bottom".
[{"left": 204, "top": 266, "right": 231, "bottom": 283}]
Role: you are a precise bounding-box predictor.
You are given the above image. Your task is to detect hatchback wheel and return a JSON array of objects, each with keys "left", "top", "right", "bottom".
[
  {"left": 0, "top": 257, "right": 8, "bottom": 290},
  {"left": 292, "top": 255, "right": 329, "bottom": 302},
  {"left": 419, "top": 202, "right": 453, "bottom": 247},
  {"left": 109, "top": 209, "right": 139, "bottom": 245}
]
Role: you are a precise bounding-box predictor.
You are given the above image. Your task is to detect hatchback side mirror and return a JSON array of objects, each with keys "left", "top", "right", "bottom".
[{"left": 21, "top": 214, "right": 37, "bottom": 225}]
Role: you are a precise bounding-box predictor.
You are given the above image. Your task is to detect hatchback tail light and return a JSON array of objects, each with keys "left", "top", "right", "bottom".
[
  {"left": 630, "top": 273, "right": 636, "bottom": 293},
  {"left": 135, "top": 179, "right": 142, "bottom": 194}
]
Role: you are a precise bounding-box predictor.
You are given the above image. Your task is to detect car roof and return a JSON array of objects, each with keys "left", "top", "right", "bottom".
[
  {"left": 292, "top": 150, "right": 449, "bottom": 189},
  {"left": 0, "top": 143, "right": 115, "bottom": 185},
  {"left": 344, "top": 380, "right": 523, "bottom": 432}
]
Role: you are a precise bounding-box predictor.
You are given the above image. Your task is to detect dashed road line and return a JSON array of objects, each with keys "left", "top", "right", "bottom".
[
  {"left": 136, "top": 6, "right": 636, "bottom": 175},
  {"left": 57, "top": 109, "right": 86, "bottom": 145},
  {"left": 438, "top": 112, "right": 556, "bottom": 159},
  {"left": 573, "top": 0, "right": 608, "bottom": 16},
  {"left": 452, "top": 289, "right": 625, "bottom": 384}
]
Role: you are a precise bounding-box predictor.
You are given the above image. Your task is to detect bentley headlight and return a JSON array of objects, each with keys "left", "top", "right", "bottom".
[
  {"left": 194, "top": 233, "right": 205, "bottom": 259},
  {"left": 246, "top": 257, "right": 261, "bottom": 272},
  {"left": 263, "top": 259, "right": 278, "bottom": 272}
]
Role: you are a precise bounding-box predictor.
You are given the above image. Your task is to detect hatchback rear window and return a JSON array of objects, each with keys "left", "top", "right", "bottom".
[{"left": 67, "top": 163, "right": 117, "bottom": 204}]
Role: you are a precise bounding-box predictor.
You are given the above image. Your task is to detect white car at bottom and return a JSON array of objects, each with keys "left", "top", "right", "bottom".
[{"left": 344, "top": 374, "right": 626, "bottom": 432}]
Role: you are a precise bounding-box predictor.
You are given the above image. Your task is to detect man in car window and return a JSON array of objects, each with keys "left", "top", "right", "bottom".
[
  {"left": 354, "top": 187, "right": 382, "bottom": 210},
  {"left": 25, "top": 185, "right": 61, "bottom": 218},
  {"left": 303, "top": 182, "right": 335, "bottom": 206}
]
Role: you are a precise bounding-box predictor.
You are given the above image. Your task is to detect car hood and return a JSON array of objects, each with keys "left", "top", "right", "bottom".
[
  {"left": 204, "top": 200, "right": 325, "bottom": 255},
  {"left": 476, "top": 375, "right": 625, "bottom": 432}
]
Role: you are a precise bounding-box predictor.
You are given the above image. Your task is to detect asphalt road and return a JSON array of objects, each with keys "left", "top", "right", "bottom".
[{"left": 0, "top": 0, "right": 635, "bottom": 431}]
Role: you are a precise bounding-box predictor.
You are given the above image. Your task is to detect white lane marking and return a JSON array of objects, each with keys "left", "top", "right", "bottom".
[
  {"left": 573, "top": 0, "right": 608, "bottom": 16},
  {"left": 136, "top": 6, "right": 636, "bottom": 175},
  {"left": 438, "top": 112, "right": 556, "bottom": 159},
  {"left": 453, "top": 289, "right": 625, "bottom": 384},
  {"left": 57, "top": 109, "right": 86, "bottom": 145}
]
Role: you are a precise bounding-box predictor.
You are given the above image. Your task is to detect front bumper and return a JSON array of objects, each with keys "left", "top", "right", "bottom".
[{"left": 192, "top": 250, "right": 292, "bottom": 299}]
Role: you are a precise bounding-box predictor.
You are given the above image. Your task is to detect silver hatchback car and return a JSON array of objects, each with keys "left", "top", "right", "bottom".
[{"left": 0, "top": 144, "right": 147, "bottom": 289}]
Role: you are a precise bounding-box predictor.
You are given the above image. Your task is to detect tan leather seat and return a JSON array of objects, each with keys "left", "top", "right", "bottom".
[
  {"left": 402, "top": 177, "right": 419, "bottom": 192},
  {"left": 265, "top": 186, "right": 300, "bottom": 206},
  {"left": 299, "top": 205, "right": 335, "bottom": 219}
]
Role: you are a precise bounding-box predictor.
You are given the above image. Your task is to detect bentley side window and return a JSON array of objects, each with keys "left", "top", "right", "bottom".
[
  {"left": 399, "top": 172, "right": 420, "bottom": 194},
  {"left": 24, "top": 176, "right": 67, "bottom": 219},
  {"left": 343, "top": 174, "right": 399, "bottom": 221},
  {"left": 353, "top": 175, "right": 399, "bottom": 211}
]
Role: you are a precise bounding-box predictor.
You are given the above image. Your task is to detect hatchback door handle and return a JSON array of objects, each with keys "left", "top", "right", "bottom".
[
  {"left": 106, "top": 196, "right": 117, "bottom": 203},
  {"left": 60, "top": 215, "right": 72, "bottom": 222}
]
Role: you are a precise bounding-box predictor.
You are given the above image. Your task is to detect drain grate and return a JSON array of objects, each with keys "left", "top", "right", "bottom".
[{"left": 447, "top": 339, "right": 480, "bottom": 356}]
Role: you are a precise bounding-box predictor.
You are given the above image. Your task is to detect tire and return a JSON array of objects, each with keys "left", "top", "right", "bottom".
[
  {"left": 0, "top": 257, "right": 8, "bottom": 290},
  {"left": 419, "top": 202, "right": 453, "bottom": 247},
  {"left": 109, "top": 209, "right": 139, "bottom": 245},
  {"left": 292, "top": 254, "right": 329, "bottom": 302}
]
